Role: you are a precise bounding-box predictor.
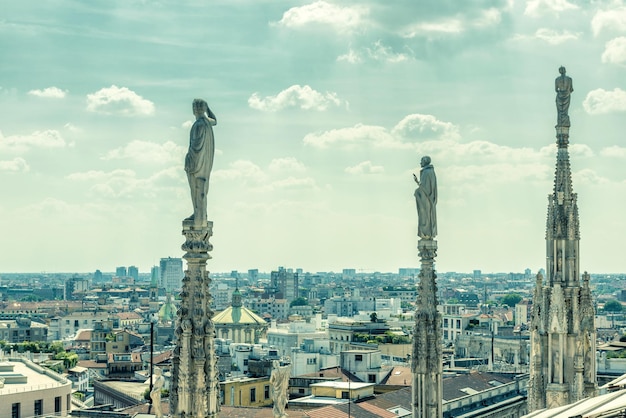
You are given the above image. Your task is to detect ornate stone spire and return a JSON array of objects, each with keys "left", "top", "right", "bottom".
[
  {"left": 411, "top": 157, "right": 442, "bottom": 418},
  {"left": 528, "top": 68, "right": 596, "bottom": 412}
]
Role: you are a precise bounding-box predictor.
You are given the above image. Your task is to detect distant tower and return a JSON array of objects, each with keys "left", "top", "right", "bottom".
[
  {"left": 528, "top": 67, "right": 597, "bottom": 411},
  {"left": 128, "top": 265, "right": 139, "bottom": 282},
  {"left": 160, "top": 257, "right": 183, "bottom": 292},
  {"left": 411, "top": 156, "right": 442, "bottom": 418},
  {"left": 116, "top": 266, "right": 127, "bottom": 278}
]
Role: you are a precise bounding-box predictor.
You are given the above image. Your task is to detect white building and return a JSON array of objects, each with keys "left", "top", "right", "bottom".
[
  {"left": 266, "top": 320, "right": 328, "bottom": 357},
  {"left": 49, "top": 311, "right": 112, "bottom": 341},
  {"left": 0, "top": 357, "right": 72, "bottom": 417},
  {"left": 160, "top": 257, "right": 183, "bottom": 292}
]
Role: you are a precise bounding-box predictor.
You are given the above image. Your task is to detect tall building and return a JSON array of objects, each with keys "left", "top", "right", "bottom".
[
  {"left": 128, "top": 265, "right": 139, "bottom": 282},
  {"left": 270, "top": 266, "right": 299, "bottom": 304},
  {"left": 115, "top": 266, "right": 127, "bottom": 277},
  {"left": 160, "top": 257, "right": 183, "bottom": 292},
  {"left": 528, "top": 68, "right": 597, "bottom": 411}
]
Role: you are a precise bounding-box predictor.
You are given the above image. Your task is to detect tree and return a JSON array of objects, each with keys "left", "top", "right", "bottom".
[
  {"left": 500, "top": 293, "right": 523, "bottom": 308},
  {"left": 370, "top": 312, "right": 378, "bottom": 323},
  {"left": 290, "top": 297, "right": 308, "bottom": 307},
  {"left": 604, "top": 300, "right": 623, "bottom": 313}
]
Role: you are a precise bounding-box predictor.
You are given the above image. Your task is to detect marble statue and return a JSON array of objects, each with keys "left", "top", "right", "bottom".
[
  {"left": 150, "top": 366, "right": 165, "bottom": 418},
  {"left": 555, "top": 66, "right": 573, "bottom": 127},
  {"left": 413, "top": 156, "right": 437, "bottom": 239},
  {"left": 185, "top": 98, "right": 216, "bottom": 225},
  {"left": 270, "top": 360, "right": 291, "bottom": 418}
]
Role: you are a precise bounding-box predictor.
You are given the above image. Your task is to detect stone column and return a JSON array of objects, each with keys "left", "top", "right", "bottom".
[
  {"left": 412, "top": 239, "right": 442, "bottom": 418},
  {"left": 170, "top": 219, "right": 219, "bottom": 418}
]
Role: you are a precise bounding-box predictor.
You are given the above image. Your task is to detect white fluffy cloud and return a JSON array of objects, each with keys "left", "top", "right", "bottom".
[
  {"left": 392, "top": 114, "right": 461, "bottom": 141},
  {"left": 66, "top": 167, "right": 180, "bottom": 199},
  {"left": 86, "top": 85, "right": 155, "bottom": 116},
  {"left": 583, "top": 88, "right": 626, "bottom": 114},
  {"left": 268, "top": 157, "right": 306, "bottom": 173},
  {"left": 592, "top": 6, "right": 626, "bottom": 37},
  {"left": 600, "top": 145, "right": 626, "bottom": 158},
  {"left": 0, "top": 129, "right": 66, "bottom": 153},
  {"left": 401, "top": 18, "right": 464, "bottom": 38},
  {"left": 103, "top": 140, "right": 184, "bottom": 164},
  {"left": 345, "top": 161, "right": 384, "bottom": 175},
  {"left": 525, "top": 0, "right": 578, "bottom": 17},
  {"left": 602, "top": 37, "right": 626, "bottom": 64},
  {"left": 534, "top": 28, "right": 579, "bottom": 44},
  {"left": 338, "top": 41, "right": 411, "bottom": 64},
  {"left": 248, "top": 85, "right": 343, "bottom": 112},
  {"left": 0, "top": 157, "right": 29, "bottom": 172},
  {"left": 274, "top": 1, "right": 367, "bottom": 33},
  {"left": 304, "top": 114, "right": 459, "bottom": 149},
  {"left": 28, "top": 86, "right": 67, "bottom": 98}
]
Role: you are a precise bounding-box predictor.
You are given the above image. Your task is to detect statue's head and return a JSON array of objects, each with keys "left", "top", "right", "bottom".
[
  {"left": 559, "top": 66, "right": 566, "bottom": 75},
  {"left": 192, "top": 98, "right": 208, "bottom": 116},
  {"left": 421, "top": 156, "right": 431, "bottom": 167}
]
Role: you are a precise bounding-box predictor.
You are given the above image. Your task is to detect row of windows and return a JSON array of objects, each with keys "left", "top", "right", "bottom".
[{"left": 12, "top": 397, "right": 63, "bottom": 418}]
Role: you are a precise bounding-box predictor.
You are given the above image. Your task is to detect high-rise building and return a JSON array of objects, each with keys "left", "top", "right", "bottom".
[
  {"left": 65, "top": 276, "right": 90, "bottom": 300},
  {"left": 270, "top": 266, "right": 299, "bottom": 304},
  {"left": 115, "top": 266, "right": 127, "bottom": 277},
  {"left": 528, "top": 68, "right": 597, "bottom": 411},
  {"left": 160, "top": 257, "right": 183, "bottom": 292},
  {"left": 128, "top": 265, "right": 139, "bottom": 282}
]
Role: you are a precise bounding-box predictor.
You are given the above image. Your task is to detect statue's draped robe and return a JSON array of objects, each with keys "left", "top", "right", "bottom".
[
  {"left": 415, "top": 164, "right": 437, "bottom": 238},
  {"left": 185, "top": 115, "right": 215, "bottom": 182},
  {"left": 555, "top": 75, "right": 573, "bottom": 127}
]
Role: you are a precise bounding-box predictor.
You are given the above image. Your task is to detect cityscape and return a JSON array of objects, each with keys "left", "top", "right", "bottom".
[{"left": 3, "top": 1, "right": 626, "bottom": 418}]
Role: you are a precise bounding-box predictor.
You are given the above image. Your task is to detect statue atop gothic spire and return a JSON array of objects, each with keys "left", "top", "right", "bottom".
[{"left": 555, "top": 66, "right": 573, "bottom": 127}]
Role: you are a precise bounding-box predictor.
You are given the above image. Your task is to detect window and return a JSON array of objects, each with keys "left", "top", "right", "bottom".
[
  {"left": 55, "top": 397, "right": 61, "bottom": 413},
  {"left": 34, "top": 399, "right": 43, "bottom": 416},
  {"left": 341, "top": 391, "right": 349, "bottom": 399},
  {"left": 299, "top": 388, "right": 305, "bottom": 394},
  {"left": 368, "top": 374, "right": 376, "bottom": 383},
  {"left": 355, "top": 354, "right": 363, "bottom": 362},
  {"left": 250, "top": 387, "right": 256, "bottom": 402},
  {"left": 74, "top": 320, "right": 79, "bottom": 327},
  {"left": 11, "top": 403, "right": 20, "bottom": 418},
  {"left": 264, "top": 385, "right": 270, "bottom": 399}
]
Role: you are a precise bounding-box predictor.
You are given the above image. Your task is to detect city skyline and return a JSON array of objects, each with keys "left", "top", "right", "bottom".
[{"left": 2, "top": 1, "right": 626, "bottom": 274}]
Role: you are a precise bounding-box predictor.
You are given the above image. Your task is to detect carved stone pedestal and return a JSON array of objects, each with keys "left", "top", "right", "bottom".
[
  {"left": 170, "top": 220, "right": 219, "bottom": 418},
  {"left": 412, "top": 239, "right": 442, "bottom": 418}
]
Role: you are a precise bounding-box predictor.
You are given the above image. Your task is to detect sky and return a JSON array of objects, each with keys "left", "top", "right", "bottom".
[{"left": 2, "top": 0, "right": 626, "bottom": 275}]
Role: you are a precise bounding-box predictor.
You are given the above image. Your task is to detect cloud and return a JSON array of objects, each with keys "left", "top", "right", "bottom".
[
  {"left": 392, "top": 114, "right": 461, "bottom": 141},
  {"left": 600, "top": 145, "right": 626, "bottom": 158},
  {"left": 533, "top": 28, "right": 579, "bottom": 44},
  {"left": 86, "top": 85, "right": 155, "bottom": 116},
  {"left": 0, "top": 129, "right": 66, "bottom": 153},
  {"left": 268, "top": 157, "right": 307, "bottom": 173},
  {"left": 473, "top": 8, "right": 502, "bottom": 28},
  {"left": 213, "top": 160, "right": 267, "bottom": 182},
  {"left": 524, "top": 0, "right": 578, "bottom": 17},
  {"left": 592, "top": 6, "right": 626, "bottom": 37},
  {"left": 602, "top": 37, "right": 626, "bottom": 65},
  {"left": 274, "top": 1, "right": 367, "bottom": 33},
  {"left": 338, "top": 41, "right": 411, "bottom": 64},
  {"left": 248, "top": 85, "right": 343, "bottom": 112},
  {"left": 66, "top": 167, "right": 181, "bottom": 199},
  {"left": 574, "top": 168, "right": 610, "bottom": 185},
  {"left": 103, "top": 140, "right": 185, "bottom": 164},
  {"left": 345, "top": 161, "right": 384, "bottom": 175},
  {"left": 401, "top": 18, "right": 464, "bottom": 38},
  {"left": 303, "top": 124, "right": 397, "bottom": 149},
  {"left": 304, "top": 114, "right": 459, "bottom": 149},
  {"left": 28, "top": 86, "right": 67, "bottom": 98},
  {"left": 583, "top": 88, "right": 626, "bottom": 114},
  {"left": 0, "top": 157, "right": 29, "bottom": 172}
]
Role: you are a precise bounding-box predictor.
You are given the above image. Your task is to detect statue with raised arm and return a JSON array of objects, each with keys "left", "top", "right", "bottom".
[
  {"left": 270, "top": 360, "right": 291, "bottom": 418},
  {"left": 555, "top": 66, "right": 573, "bottom": 127},
  {"left": 413, "top": 156, "right": 437, "bottom": 239},
  {"left": 149, "top": 366, "right": 165, "bottom": 418},
  {"left": 185, "top": 98, "right": 216, "bottom": 225}
]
